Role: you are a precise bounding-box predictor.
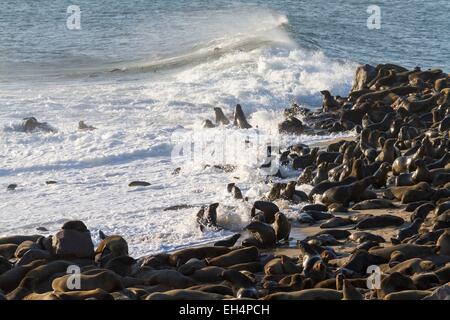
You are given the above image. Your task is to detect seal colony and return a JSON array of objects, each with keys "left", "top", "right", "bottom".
[{"left": 2, "top": 63, "right": 450, "bottom": 300}]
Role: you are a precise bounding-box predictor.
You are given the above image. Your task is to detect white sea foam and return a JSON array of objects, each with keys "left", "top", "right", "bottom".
[{"left": 0, "top": 8, "right": 356, "bottom": 256}]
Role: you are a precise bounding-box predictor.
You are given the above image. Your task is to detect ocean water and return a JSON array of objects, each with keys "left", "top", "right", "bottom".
[{"left": 1, "top": 1, "right": 448, "bottom": 256}]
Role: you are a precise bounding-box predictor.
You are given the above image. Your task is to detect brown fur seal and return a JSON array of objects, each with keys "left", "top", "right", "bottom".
[
  {"left": 146, "top": 289, "right": 225, "bottom": 300},
  {"left": 411, "top": 203, "right": 435, "bottom": 221},
  {"left": 273, "top": 212, "right": 291, "bottom": 242},
  {"left": 378, "top": 272, "right": 416, "bottom": 299},
  {"left": 95, "top": 235, "right": 129, "bottom": 266},
  {"left": 169, "top": 246, "right": 230, "bottom": 267},
  {"left": 197, "top": 203, "right": 221, "bottom": 231},
  {"left": 214, "top": 234, "right": 241, "bottom": 247},
  {"left": 384, "top": 290, "right": 431, "bottom": 300},
  {"left": 128, "top": 181, "right": 151, "bottom": 187},
  {"left": 206, "top": 246, "right": 259, "bottom": 268},
  {"left": 21, "top": 117, "right": 57, "bottom": 133},
  {"left": 320, "top": 90, "right": 340, "bottom": 112},
  {"left": 233, "top": 104, "right": 252, "bottom": 129},
  {"left": 342, "top": 280, "right": 364, "bottom": 300},
  {"left": 264, "top": 288, "right": 342, "bottom": 300},
  {"left": 52, "top": 269, "right": 123, "bottom": 293},
  {"left": 297, "top": 167, "right": 314, "bottom": 185},
  {"left": 437, "top": 230, "right": 450, "bottom": 256},
  {"left": 355, "top": 215, "right": 405, "bottom": 230},
  {"left": 369, "top": 244, "right": 437, "bottom": 261},
  {"left": 391, "top": 218, "right": 423, "bottom": 244},
  {"left": 321, "top": 176, "right": 376, "bottom": 207},
  {"left": 373, "top": 162, "right": 392, "bottom": 188},
  {"left": 251, "top": 201, "right": 279, "bottom": 224},
  {"left": 352, "top": 199, "right": 397, "bottom": 210},
  {"left": 385, "top": 182, "right": 432, "bottom": 201},
  {"left": 214, "top": 107, "right": 230, "bottom": 125},
  {"left": 375, "top": 138, "right": 400, "bottom": 164},
  {"left": 264, "top": 256, "right": 302, "bottom": 275},
  {"left": 244, "top": 221, "right": 276, "bottom": 247}
]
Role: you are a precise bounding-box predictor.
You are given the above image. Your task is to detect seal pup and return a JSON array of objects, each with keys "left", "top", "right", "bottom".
[{"left": 233, "top": 104, "right": 252, "bottom": 129}]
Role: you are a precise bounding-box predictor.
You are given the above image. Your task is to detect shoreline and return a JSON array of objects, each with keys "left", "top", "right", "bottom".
[{"left": 1, "top": 63, "right": 450, "bottom": 300}]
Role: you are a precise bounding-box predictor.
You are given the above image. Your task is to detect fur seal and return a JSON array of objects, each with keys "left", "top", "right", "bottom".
[
  {"left": 356, "top": 215, "right": 405, "bottom": 230},
  {"left": 95, "top": 235, "right": 129, "bottom": 266},
  {"left": 197, "top": 203, "right": 220, "bottom": 231},
  {"left": 378, "top": 272, "right": 416, "bottom": 299},
  {"left": 376, "top": 138, "right": 400, "bottom": 163},
  {"left": 369, "top": 244, "right": 436, "bottom": 261},
  {"left": 411, "top": 203, "right": 435, "bottom": 221},
  {"left": 320, "top": 90, "right": 340, "bottom": 112},
  {"left": 207, "top": 247, "right": 259, "bottom": 268},
  {"left": 297, "top": 167, "right": 314, "bottom": 185},
  {"left": 273, "top": 212, "right": 291, "bottom": 242},
  {"left": 312, "top": 163, "right": 329, "bottom": 186},
  {"left": 372, "top": 162, "right": 392, "bottom": 188},
  {"left": 384, "top": 290, "right": 431, "bottom": 300},
  {"left": 321, "top": 176, "right": 376, "bottom": 207},
  {"left": 391, "top": 218, "right": 423, "bottom": 244},
  {"left": 352, "top": 199, "right": 397, "bottom": 210},
  {"left": 251, "top": 201, "right": 279, "bottom": 224},
  {"left": 349, "top": 232, "right": 385, "bottom": 244},
  {"left": 169, "top": 247, "right": 230, "bottom": 267},
  {"left": 146, "top": 289, "right": 225, "bottom": 300},
  {"left": 227, "top": 183, "right": 243, "bottom": 199},
  {"left": 214, "top": 107, "right": 230, "bottom": 125},
  {"left": 320, "top": 217, "right": 354, "bottom": 229},
  {"left": 52, "top": 269, "right": 123, "bottom": 293},
  {"left": 264, "top": 288, "right": 342, "bottom": 300},
  {"left": 21, "top": 117, "right": 56, "bottom": 133},
  {"left": 279, "top": 117, "right": 304, "bottom": 134},
  {"left": 437, "top": 230, "right": 450, "bottom": 256},
  {"left": 244, "top": 221, "right": 276, "bottom": 247},
  {"left": 314, "top": 229, "right": 351, "bottom": 240},
  {"left": 233, "top": 104, "right": 252, "bottom": 129},
  {"left": 128, "top": 181, "right": 151, "bottom": 187},
  {"left": 214, "top": 234, "right": 241, "bottom": 247}
]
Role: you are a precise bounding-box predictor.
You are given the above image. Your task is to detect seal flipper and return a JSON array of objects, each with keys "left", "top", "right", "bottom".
[{"left": 233, "top": 104, "right": 252, "bottom": 129}]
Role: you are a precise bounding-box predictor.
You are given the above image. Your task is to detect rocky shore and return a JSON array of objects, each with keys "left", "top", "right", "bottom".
[{"left": 1, "top": 63, "right": 450, "bottom": 300}]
